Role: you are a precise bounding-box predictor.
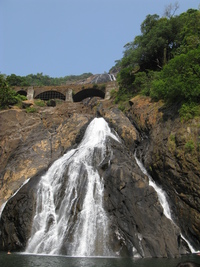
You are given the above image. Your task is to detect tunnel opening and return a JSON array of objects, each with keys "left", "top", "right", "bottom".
[
  {"left": 73, "top": 88, "right": 105, "bottom": 102},
  {"left": 35, "top": 91, "right": 65, "bottom": 101}
]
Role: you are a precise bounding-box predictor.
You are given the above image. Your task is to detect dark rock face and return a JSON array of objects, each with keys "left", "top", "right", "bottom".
[
  {"left": 101, "top": 138, "right": 184, "bottom": 258},
  {"left": 138, "top": 123, "right": 200, "bottom": 250},
  {"left": 0, "top": 173, "right": 41, "bottom": 251},
  {"left": 128, "top": 96, "right": 200, "bottom": 251}
]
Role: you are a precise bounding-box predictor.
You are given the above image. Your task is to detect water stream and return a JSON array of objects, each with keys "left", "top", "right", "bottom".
[
  {"left": 108, "top": 74, "right": 116, "bottom": 81},
  {"left": 134, "top": 154, "right": 172, "bottom": 220},
  {"left": 25, "top": 118, "right": 119, "bottom": 256},
  {"left": 134, "top": 154, "right": 197, "bottom": 253}
]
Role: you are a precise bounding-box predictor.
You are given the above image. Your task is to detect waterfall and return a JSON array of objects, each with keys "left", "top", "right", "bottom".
[
  {"left": 134, "top": 155, "right": 171, "bottom": 220},
  {"left": 108, "top": 74, "right": 116, "bottom": 81},
  {"left": 134, "top": 154, "right": 197, "bottom": 253},
  {"left": 0, "top": 202, "right": 7, "bottom": 219},
  {"left": 25, "top": 118, "right": 119, "bottom": 256},
  {"left": 0, "top": 178, "right": 30, "bottom": 219}
]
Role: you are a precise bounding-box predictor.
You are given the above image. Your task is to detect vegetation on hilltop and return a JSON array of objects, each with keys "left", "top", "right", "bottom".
[
  {"left": 113, "top": 7, "right": 200, "bottom": 118},
  {"left": 5, "top": 72, "right": 93, "bottom": 87}
]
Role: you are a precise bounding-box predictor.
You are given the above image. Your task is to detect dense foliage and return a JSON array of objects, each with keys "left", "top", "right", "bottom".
[
  {"left": 150, "top": 47, "right": 200, "bottom": 102},
  {"left": 0, "top": 75, "right": 26, "bottom": 109},
  {"left": 114, "top": 8, "right": 200, "bottom": 111},
  {"left": 5, "top": 72, "right": 93, "bottom": 87}
]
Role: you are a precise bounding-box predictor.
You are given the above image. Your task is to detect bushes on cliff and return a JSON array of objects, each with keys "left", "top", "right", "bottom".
[
  {"left": 0, "top": 75, "right": 16, "bottom": 108},
  {"left": 179, "top": 102, "right": 200, "bottom": 121},
  {"left": 0, "top": 75, "right": 26, "bottom": 109}
]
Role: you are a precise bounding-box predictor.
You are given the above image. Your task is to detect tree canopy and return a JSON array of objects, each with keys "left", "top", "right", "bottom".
[
  {"left": 114, "top": 8, "right": 200, "bottom": 106},
  {"left": 150, "top": 47, "right": 200, "bottom": 103}
]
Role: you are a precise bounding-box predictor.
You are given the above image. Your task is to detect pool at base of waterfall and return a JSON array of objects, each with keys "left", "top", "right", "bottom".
[{"left": 1, "top": 252, "right": 200, "bottom": 267}]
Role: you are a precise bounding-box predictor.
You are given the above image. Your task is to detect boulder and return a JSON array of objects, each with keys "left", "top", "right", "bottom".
[{"left": 21, "top": 100, "right": 34, "bottom": 108}]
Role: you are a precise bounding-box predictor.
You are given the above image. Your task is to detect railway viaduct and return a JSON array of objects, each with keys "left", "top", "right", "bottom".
[{"left": 15, "top": 81, "right": 117, "bottom": 102}]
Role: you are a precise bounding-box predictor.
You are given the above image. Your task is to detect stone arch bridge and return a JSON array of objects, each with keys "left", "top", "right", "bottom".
[{"left": 15, "top": 82, "right": 117, "bottom": 102}]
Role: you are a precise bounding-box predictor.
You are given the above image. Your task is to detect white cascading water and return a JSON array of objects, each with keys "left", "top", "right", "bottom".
[
  {"left": 0, "top": 178, "right": 30, "bottom": 219},
  {"left": 134, "top": 154, "right": 197, "bottom": 253},
  {"left": 25, "top": 118, "right": 119, "bottom": 256},
  {"left": 108, "top": 74, "right": 116, "bottom": 81},
  {"left": 134, "top": 155, "right": 172, "bottom": 220}
]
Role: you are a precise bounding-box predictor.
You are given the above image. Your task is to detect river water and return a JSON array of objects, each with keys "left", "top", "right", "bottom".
[{"left": 1, "top": 252, "right": 200, "bottom": 267}]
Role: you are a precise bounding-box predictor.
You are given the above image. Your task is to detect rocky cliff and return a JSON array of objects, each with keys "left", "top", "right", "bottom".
[
  {"left": 0, "top": 95, "right": 199, "bottom": 256},
  {"left": 128, "top": 96, "right": 200, "bottom": 250}
]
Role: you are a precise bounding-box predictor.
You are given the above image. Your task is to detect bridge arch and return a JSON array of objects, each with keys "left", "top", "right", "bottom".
[
  {"left": 35, "top": 91, "right": 65, "bottom": 101},
  {"left": 73, "top": 88, "right": 105, "bottom": 102}
]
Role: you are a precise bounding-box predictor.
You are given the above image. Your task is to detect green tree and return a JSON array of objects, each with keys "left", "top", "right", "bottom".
[
  {"left": 150, "top": 47, "right": 200, "bottom": 102},
  {"left": 0, "top": 75, "right": 17, "bottom": 108},
  {"left": 6, "top": 74, "right": 30, "bottom": 86},
  {"left": 174, "top": 9, "right": 200, "bottom": 55},
  {"left": 6, "top": 74, "right": 23, "bottom": 86},
  {"left": 113, "top": 8, "right": 200, "bottom": 104},
  {"left": 119, "top": 13, "right": 181, "bottom": 72}
]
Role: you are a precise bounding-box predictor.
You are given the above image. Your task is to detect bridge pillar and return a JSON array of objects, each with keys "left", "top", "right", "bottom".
[
  {"left": 65, "top": 89, "right": 73, "bottom": 102},
  {"left": 27, "top": 87, "right": 34, "bottom": 100},
  {"left": 104, "top": 87, "right": 113, "bottom": 100}
]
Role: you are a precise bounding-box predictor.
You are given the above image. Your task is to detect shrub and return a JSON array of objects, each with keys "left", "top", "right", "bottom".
[
  {"left": 0, "top": 75, "right": 18, "bottom": 108},
  {"left": 110, "top": 89, "right": 117, "bottom": 99},
  {"left": 150, "top": 79, "right": 166, "bottom": 101},
  {"left": 118, "top": 103, "right": 126, "bottom": 112},
  {"left": 26, "top": 107, "right": 37, "bottom": 113},
  {"left": 114, "top": 87, "right": 133, "bottom": 104},
  {"left": 185, "top": 140, "right": 195, "bottom": 153},
  {"left": 47, "top": 99, "right": 56, "bottom": 107},
  {"left": 133, "top": 71, "right": 157, "bottom": 96},
  {"left": 35, "top": 100, "right": 46, "bottom": 107},
  {"left": 179, "top": 102, "right": 200, "bottom": 121}
]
